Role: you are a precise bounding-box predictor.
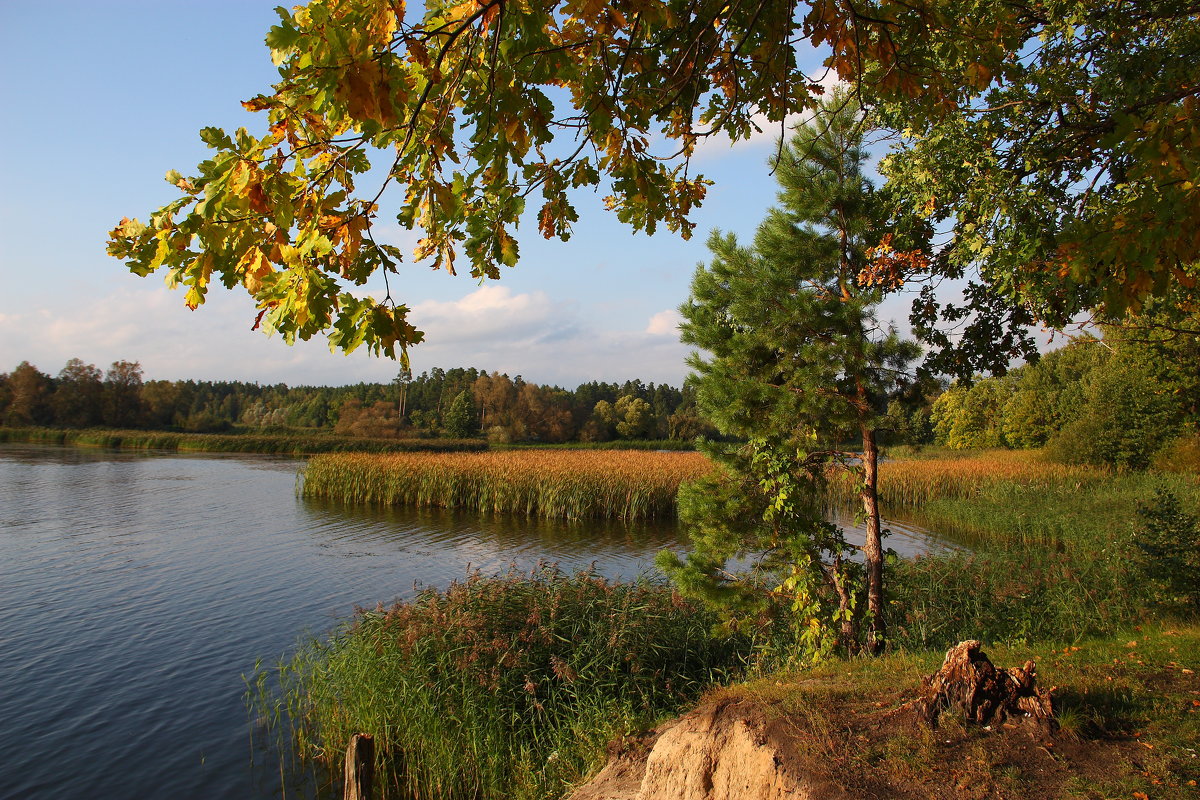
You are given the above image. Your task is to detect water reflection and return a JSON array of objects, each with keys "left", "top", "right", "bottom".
[
  {"left": 300, "top": 497, "right": 685, "bottom": 582},
  {"left": 0, "top": 443, "right": 961, "bottom": 800},
  {"left": 830, "top": 510, "right": 966, "bottom": 559}
]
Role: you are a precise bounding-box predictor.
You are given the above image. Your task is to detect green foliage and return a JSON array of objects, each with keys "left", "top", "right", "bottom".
[
  {"left": 2, "top": 362, "right": 53, "bottom": 426},
  {"left": 52, "top": 358, "right": 103, "bottom": 428},
  {"left": 929, "top": 385, "right": 965, "bottom": 447},
  {"left": 1131, "top": 488, "right": 1200, "bottom": 607},
  {"left": 946, "top": 378, "right": 1009, "bottom": 449},
  {"left": 100, "top": 360, "right": 144, "bottom": 429},
  {"left": 879, "top": 3, "right": 1200, "bottom": 370},
  {"left": 441, "top": 389, "right": 477, "bottom": 438},
  {"left": 667, "top": 96, "right": 924, "bottom": 656},
  {"left": 1154, "top": 434, "right": 1200, "bottom": 473},
  {"left": 1046, "top": 349, "right": 1181, "bottom": 470},
  {"left": 1, "top": 357, "right": 694, "bottom": 445},
  {"left": 260, "top": 567, "right": 748, "bottom": 800},
  {"left": 109, "top": 0, "right": 1200, "bottom": 365},
  {"left": 660, "top": 440, "right": 859, "bottom": 663},
  {"left": 592, "top": 395, "right": 654, "bottom": 440},
  {"left": 926, "top": 325, "right": 1194, "bottom": 469}
]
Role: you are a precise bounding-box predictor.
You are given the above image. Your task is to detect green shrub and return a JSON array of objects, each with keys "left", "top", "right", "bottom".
[
  {"left": 1153, "top": 434, "right": 1200, "bottom": 473},
  {"left": 1131, "top": 488, "right": 1200, "bottom": 607},
  {"left": 1044, "top": 354, "right": 1179, "bottom": 469}
]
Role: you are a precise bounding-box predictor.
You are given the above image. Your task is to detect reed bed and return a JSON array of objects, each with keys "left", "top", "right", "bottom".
[
  {"left": 302, "top": 450, "right": 713, "bottom": 521},
  {"left": 496, "top": 439, "right": 697, "bottom": 451},
  {"left": 826, "top": 450, "right": 1108, "bottom": 509},
  {"left": 257, "top": 566, "right": 748, "bottom": 800},
  {"left": 0, "top": 426, "right": 485, "bottom": 455}
]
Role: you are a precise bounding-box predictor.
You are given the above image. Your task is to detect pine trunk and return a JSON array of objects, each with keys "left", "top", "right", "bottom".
[{"left": 860, "top": 426, "right": 885, "bottom": 654}]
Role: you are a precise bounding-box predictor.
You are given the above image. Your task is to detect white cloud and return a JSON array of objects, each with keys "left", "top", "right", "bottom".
[
  {"left": 691, "top": 69, "right": 848, "bottom": 161},
  {"left": 409, "top": 286, "right": 574, "bottom": 346},
  {"left": 0, "top": 285, "right": 404, "bottom": 386},
  {"left": 0, "top": 284, "right": 694, "bottom": 388},
  {"left": 645, "top": 309, "right": 682, "bottom": 336},
  {"left": 404, "top": 287, "right": 690, "bottom": 385}
]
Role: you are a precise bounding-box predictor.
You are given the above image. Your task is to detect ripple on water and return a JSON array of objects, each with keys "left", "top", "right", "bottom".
[{"left": 0, "top": 443, "right": 958, "bottom": 799}]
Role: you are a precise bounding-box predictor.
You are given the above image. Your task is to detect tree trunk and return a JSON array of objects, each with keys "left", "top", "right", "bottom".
[
  {"left": 860, "top": 426, "right": 885, "bottom": 654},
  {"left": 828, "top": 555, "right": 859, "bottom": 650}
]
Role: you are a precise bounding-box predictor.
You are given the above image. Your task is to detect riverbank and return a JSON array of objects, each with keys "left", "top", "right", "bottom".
[
  {"left": 0, "top": 426, "right": 485, "bottom": 455},
  {"left": 571, "top": 622, "right": 1200, "bottom": 799},
  {"left": 272, "top": 448, "right": 1199, "bottom": 798}
]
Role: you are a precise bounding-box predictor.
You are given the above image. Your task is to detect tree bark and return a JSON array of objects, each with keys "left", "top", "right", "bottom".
[{"left": 860, "top": 426, "right": 885, "bottom": 654}]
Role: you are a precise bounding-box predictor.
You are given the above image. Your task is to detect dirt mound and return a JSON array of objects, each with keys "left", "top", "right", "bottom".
[{"left": 568, "top": 699, "right": 847, "bottom": 800}]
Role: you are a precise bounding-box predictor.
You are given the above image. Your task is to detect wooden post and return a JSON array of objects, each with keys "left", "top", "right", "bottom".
[{"left": 344, "top": 733, "right": 374, "bottom": 800}]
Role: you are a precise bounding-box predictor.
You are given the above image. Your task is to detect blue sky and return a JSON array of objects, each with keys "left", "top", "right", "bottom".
[{"left": 0, "top": 2, "right": 959, "bottom": 389}]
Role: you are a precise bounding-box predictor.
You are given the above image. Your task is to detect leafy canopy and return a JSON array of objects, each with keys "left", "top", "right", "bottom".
[
  {"left": 879, "top": 0, "right": 1200, "bottom": 368},
  {"left": 108, "top": 0, "right": 1200, "bottom": 363}
]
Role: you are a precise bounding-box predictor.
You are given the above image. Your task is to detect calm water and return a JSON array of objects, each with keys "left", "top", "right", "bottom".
[{"left": 0, "top": 443, "right": 956, "bottom": 799}]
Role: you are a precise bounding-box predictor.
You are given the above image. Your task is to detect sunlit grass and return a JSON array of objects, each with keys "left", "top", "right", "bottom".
[{"left": 302, "top": 450, "right": 713, "bottom": 520}]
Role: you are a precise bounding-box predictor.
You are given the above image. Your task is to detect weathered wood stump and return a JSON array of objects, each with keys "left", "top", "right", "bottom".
[
  {"left": 344, "top": 733, "right": 375, "bottom": 800},
  {"left": 911, "top": 640, "right": 1055, "bottom": 731}
]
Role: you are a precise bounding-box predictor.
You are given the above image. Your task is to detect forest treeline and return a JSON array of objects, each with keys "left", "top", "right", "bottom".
[
  {"left": 2, "top": 318, "right": 1195, "bottom": 465},
  {"left": 914, "top": 322, "right": 1200, "bottom": 470},
  {"left": 0, "top": 360, "right": 714, "bottom": 445}
]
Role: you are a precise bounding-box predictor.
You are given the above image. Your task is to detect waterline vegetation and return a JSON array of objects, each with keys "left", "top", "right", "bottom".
[
  {"left": 0, "top": 426, "right": 485, "bottom": 455},
  {"left": 301, "top": 450, "right": 711, "bottom": 521},
  {"left": 260, "top": 447, "right": 1200, "bottom": 798},
  {"left": 255, "top": 567, "right": 750, "bottom": 800}
]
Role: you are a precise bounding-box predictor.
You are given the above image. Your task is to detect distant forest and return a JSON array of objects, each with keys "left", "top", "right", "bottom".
[
  {"left": 2, "top": 321, "right": 1196, "bottom": 466},
  {"left": 0, "top": 360, "right": 715, "bottom": 445}
]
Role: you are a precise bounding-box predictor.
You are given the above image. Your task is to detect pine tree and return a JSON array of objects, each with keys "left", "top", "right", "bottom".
[{"left": 659, "top": 96, "right": 924, "bottom": 656}]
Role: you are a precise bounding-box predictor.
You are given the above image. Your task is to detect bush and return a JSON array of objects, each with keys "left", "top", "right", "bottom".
[
  {"left": 1153, "top": 434, "right": 1200, "bottom": 473},
  {"left": 1131, "top": 488, "right": 1200, "bottom": 607},
  {"left": 1045, "top": 354, "right": 1179, "bottom": 469}
]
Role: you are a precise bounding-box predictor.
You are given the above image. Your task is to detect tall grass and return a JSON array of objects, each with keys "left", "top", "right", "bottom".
[
  {"left": 0, "top": 426, "right": 485, "bottom": 455},
  {"left": 836, "top": 450, "right": 1200, "bottom": 649},
  {"left": 302, "top": 450, "right": 712, "bottom": 520},
  {"left": 827, "top": 449, "right": 1107, "bottom": 512},
  {"left": 495, "top": 439, "right": 698, "bottom": 451},
  {"left": 256, "top": 566, "right": 748, "bottom": 800}
]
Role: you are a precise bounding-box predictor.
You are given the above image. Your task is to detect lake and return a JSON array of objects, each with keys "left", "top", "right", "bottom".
[{"left": 0, "top": 443, "right": 956, "bottom": 798}]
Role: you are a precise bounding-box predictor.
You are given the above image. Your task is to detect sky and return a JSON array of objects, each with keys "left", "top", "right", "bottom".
[{"left": 0, "top": 1, "right": 939, "bottom": 390}]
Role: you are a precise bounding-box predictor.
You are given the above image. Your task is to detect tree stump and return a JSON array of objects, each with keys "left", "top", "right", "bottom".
[
  {"left": 344, "top": 733, "right": 375, "bottom": 800},
  {"left": 911, "top": 640, "right": 1055, "bottom": 731}
]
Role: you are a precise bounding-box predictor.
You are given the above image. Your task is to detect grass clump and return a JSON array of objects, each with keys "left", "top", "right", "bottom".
[
  {"left": 828, "top": 448, "right": 1106, "bottom": 512},
  {"left": 302, "top": 450, "right": 712, "bottom": 520},
  {"left": 259, "top": 566, "right": 748, "bottom": 800}
]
